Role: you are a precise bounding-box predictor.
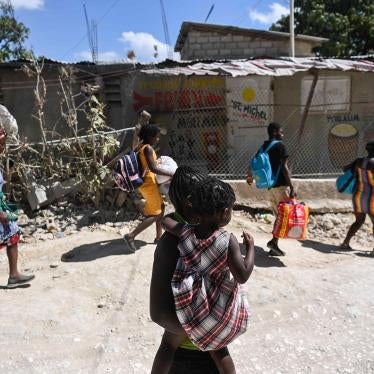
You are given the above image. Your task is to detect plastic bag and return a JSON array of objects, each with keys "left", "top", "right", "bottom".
[
  {"left": 272, "top": 199, "right": 309, "bottom": 240},
  {"left": 156, "top": 156, "right": 178, "bottom": 185}
]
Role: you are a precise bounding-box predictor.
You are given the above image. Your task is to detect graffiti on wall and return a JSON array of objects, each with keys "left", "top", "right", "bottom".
[
  {"left": 328, "top": 123, "right": 359, "bottom": 168},
  {"left": 327, "top": 113, "right": 360, "bottom": 124},
  {"left": 133, "top": 90, "right": 224, "bottom": 112},
  {"left": 326, "top": 112, "right": 373, "bottom": 168},
  {"left": 132, "top": 76, "right": 225, "bottom": 113},
  {"left": 226, "top": 77, "right": 272, "bottom": 130},
  {"left": 168, "top": 111, "right": 226, "bottom": 170}
]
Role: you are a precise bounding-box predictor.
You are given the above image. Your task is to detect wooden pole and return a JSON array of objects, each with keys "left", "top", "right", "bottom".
[
  {"left": 298, "top": 69, "right": 319, "bottom": 145},
  {"left": 289, "top": 0, "right": 295, "bottom": 57}
]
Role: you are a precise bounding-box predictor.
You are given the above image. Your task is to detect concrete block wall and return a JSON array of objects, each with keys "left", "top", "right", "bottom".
[
  {"left": 228, "top": 179, "right": 353, "bottom": 213},
  {"left": 181, "top": 31, "right": 316, "bottom": 60}
]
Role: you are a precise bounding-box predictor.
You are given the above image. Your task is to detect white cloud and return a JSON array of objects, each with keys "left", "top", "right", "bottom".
[
  {"left": 119, "top": 31, "right": 179, "bottom": 62},
  {"left": 7, "top": 0, "right": 44, "bottom": 10},
  {"left": 249, "top": 2, "right": 288, "bottom": 25},
  {"left": 75, "top": 50, "right": 122, "bottom": 63}
]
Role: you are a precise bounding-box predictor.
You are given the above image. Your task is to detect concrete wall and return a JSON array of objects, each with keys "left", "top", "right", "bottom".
[
  {"left": 0, "top": 64, "right": 75, "bottom": 141},
  {"left": 180, "top": 31, "right": 319, "bottom": 60},
  {"left": 229, "top": 179, "right": 352, "bottom": 213},
  {"left": 273, "top": 71, "right": 374, "bottom": 175},
  {"left": 0, "top": 62, "right": 133, "bottom": 142},
  {"left": 121, "top": 73, "right": 227, "bottom": 171}
]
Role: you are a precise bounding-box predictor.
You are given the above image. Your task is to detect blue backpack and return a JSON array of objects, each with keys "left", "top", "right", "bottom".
[
  {"left": 336, "top": 169, "right": 357, "bottom": 194},
  {"left": 251, "top": 140, "right": 281, "bottom": 189},
  {"left": 113, "top": 150, "right": 145, "bottom": 192}
]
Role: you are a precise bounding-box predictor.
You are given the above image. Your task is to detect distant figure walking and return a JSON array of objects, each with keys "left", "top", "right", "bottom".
[
  {"left": 0, "top": 129, "right": 34, "bottom": 288},
  {"left": 247, "top": 122, "right": 295, "bottom": 256},
  {"left": 341, "top": 141, "right": 374, "bottom": 256},
  {"left": 123, "top": 124, "right": 173, "bottom": 252}
]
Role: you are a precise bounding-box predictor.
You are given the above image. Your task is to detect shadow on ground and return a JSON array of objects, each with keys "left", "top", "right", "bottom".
[
  {"left": 355, "top": 251, "right": 374, "bottom": 258},
  {"left": 0, "top": 283, "right": 31, "bottom": 290},
  {"left": 61, "top": 238, "right": 148, "bottom": 262},
  {"left": 239, "top": 244, "right": 285, "bottom": 267},
  {"left": 300, "top": 240, "right": 355, "bottom": 255}
]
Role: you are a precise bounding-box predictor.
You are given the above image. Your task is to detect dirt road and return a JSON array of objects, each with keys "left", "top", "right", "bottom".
[{"left": 0, "top": 214, "right": 373, "bottom": 373}]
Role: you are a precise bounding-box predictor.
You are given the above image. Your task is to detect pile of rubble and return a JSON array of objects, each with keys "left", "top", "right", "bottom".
[{"left": 17, "top": 190, "right": 146, "bottom": 244}]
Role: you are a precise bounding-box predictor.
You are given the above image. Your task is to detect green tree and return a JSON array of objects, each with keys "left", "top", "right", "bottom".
[
  {"left": 0, "top": 2, "right": 31, "bottom": 62},
  {"left": 271, "top": 0, "right": 374, "bottom": 57}
]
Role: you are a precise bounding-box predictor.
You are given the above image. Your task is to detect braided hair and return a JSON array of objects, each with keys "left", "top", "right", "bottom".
[
  {"left": 366, "top": 140, "right": 374, "bottom": 156},
  {"left": 190, "top": 177, "right": 235, "bottom": 216},
  {"left": 168, "top": 166, "right": 206, "bottom": 214},
  {"left": 0, "top": 128, "right": 7, "bottom": 140},
  {"left": 138, "top": 124, "right": 160, "bottom": 144}
]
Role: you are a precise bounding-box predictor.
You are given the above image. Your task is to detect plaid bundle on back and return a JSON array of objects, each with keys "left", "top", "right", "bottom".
[{"left": 172, "top": 225, "right": 249, "bottom": 351}]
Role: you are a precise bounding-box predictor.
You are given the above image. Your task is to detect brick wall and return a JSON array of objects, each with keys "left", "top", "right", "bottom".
[{"left": 180, "top": 31, "right": 317, "bottom": 60}]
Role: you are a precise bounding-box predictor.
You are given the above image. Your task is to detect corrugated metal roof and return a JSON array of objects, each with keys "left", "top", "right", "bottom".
[{"left": 140, "top": 57, "right": 374, "bottom": 77}]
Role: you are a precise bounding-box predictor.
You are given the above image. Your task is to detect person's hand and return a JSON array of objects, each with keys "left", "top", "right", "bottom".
[
  {"left": 242, "top": 231, "right": 254, "bottom": 252},
  {"left": 0, "top": 211, "right": 9, "bottom": 225},
  {"left": 246, "top": 175, "right": 254, "bottom": 186}
]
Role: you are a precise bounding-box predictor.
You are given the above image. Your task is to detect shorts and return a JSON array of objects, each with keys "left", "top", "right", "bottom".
[
  {"left": 0, "top": 232, "right": 21, "bottom": 250},
  {"left": 268, "top": 186, "right": 290, "bottom": 216}
]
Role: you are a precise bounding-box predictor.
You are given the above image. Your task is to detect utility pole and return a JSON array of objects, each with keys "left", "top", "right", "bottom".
[{"left": 289, "top": 0, "right": 295, "bottom": 57}]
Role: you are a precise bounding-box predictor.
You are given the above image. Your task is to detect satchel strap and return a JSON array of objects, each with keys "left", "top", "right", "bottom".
[
  {"left": 362, "top": 157, "right": 369, "bottom": 169},
  {"left": 137, "top": 144, "right": 149, "bottom": 177}
]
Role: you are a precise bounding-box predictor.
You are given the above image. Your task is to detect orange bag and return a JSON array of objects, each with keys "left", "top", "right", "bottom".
[{"left": 272, "top": 199, "right": 309, "bottom": 240}]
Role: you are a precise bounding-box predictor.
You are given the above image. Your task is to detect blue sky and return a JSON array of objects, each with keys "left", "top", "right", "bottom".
[{"left": 10, "top": 0, "right": 290, "bottom": 63}]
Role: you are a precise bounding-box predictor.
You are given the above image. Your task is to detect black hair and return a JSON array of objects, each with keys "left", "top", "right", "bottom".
[
  {"left": 138, "top": 124, "right": 160, "bottom": 144},
  {"left": 190, "top": 177, "right": 235, "bottom": 216},
  {"left": 366, "top": 140, "right": 374, "bottom": 155},
  {"left": 168, "top": 166, "right": 206, "bottom": 214},
  {"left": 267, "top": 122, "right": 282, "bottom": 138}
]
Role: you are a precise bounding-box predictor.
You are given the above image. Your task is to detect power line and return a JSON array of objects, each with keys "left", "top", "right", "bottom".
[
  {"left": 159, "top": 0, "right": 173, "bottom": 60},
  {"left": 83, "top": 3, "right": 98, "bottom": 64},
  {"left": 61, "top": 0, "right": 122, "bottom": 60},
  {"left": 204, "top": 4, "right": 215, "bottom": 23}
]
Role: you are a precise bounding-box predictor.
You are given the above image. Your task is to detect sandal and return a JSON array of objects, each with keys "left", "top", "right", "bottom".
[
  {"left": 268, "top": 248, "right": 285, "bottom": 257},
  {"left": 340, "top": 243, "right": 353, "bottom": 251},
  {"left": 123, "top": 234, "right": 137, "bottom": 253},
  {"left": 267, "top": 240, "right": 285, "bottom": 256}
]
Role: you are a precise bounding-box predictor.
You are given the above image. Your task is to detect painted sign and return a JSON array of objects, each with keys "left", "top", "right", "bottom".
[
  {"left": 226, "top": 76, "right": 273, "bottom": 174},
  {"left": 130, "top": 76, "right": 225, "bottom": 113},
  {"left": 226, "top": 76, "right": 273, "bottom": 129},
  {"left": 327, "top": 113, "right": 360, "bottom": 124},
  {"left": 328, "top": 123, "right": 359, "bottom": 168},
  {"left": 121, "top": 75, "right": 227, "bottom": 169},
  {"left": 167, "top": 111, "right": 226, "bottom": 168}
]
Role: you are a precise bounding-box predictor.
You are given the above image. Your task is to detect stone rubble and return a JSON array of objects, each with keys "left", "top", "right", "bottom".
[{"left": 16, "top": 197, "right": 373, "bottom": 250}]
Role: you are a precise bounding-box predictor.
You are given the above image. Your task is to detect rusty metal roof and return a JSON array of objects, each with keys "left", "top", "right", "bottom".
[{"left": 140, "top": 57, "right": 374, "bottom": 77}]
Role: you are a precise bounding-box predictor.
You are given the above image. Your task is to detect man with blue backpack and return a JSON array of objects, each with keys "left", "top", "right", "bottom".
[{"left": 247, "top": 122, "right": 295, "bottom": 256}]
